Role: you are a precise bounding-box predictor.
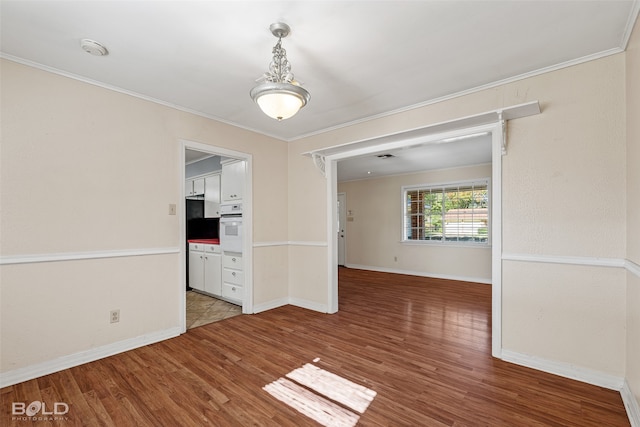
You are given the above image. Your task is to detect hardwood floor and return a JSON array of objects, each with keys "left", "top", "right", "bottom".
[{"left": 1, "top": 268, "right": 629, "bottom": 426}]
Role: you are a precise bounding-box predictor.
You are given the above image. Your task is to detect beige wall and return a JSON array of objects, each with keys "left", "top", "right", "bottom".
[
  {"left": 626, "top": 14, "right": 640, "bottom": 411},
  {"left": 0, "top": 59, "right": 289, "bottom": 372},
  {"left": 287, "top": 142, "right": 328, "bottom": 305},
  {"left": 290, "top": 53, "right": 627, "bottom": 378},
  {"left": 338, "top": 164, "right": 492, "bottom": 282},
  {"left": 500, "top": 55, "right": 627, "bottom": 376}
]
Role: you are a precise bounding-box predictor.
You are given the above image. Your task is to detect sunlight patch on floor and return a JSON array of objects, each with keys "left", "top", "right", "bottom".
[{"left": 263, "top": 360, "right": 377, "bottom": 427}]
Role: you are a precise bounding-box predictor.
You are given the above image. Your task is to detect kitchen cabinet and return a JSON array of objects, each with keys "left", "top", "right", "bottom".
[
  {"left": 186, "top": 177, "right": 205, "bottom": 197},
  {"left": 221, "top": 160, "right": 244, "bottom": 202},
  {"left": 222, "top": 253, "right": 243, "bottom": 304},
  {"left": 188, "top": 244, "right": 205, "bottom": 292},
  {"left": 188, "top": 243, "right": 222, "bottom": 296},
  {"left": 204, "top": 174, "right": 221, "bottom": 218}
]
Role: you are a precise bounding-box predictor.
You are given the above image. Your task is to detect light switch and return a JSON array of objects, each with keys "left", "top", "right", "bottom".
[{"left": 168, "top": 204, "right": 177, "bottom": 215}]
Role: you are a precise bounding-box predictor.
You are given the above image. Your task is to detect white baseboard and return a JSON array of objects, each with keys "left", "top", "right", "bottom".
[
  {"left": 253, "top": 298, "right": 289, "bottom": 314},
  {"left": 289, "top": 297, "right": 328, "bottom": 313},
  {"left": 344, "top": 264, "right": 492, "bottom": 285},
  {"left": 253, "top": 297, "right": 329, "bottom": 315},
  {"left": 622, "top": 380, "right": 640, "bottom": 427},
  {"left": 0, "top": 327, "right": 181, "bottom": 388},
  {"left": 501, "top": 349, "right": 624, "bottom": 390}
]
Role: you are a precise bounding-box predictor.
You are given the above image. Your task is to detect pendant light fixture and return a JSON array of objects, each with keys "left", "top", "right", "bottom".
[{"left": 250, "top": 23, "right": 310, "bottom": 121}]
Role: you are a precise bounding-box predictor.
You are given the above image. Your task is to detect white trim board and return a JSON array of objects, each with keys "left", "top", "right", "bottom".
[
  {"left": 305, "top": 101, "right": 539, "bottom": 159},
  {"left": 500, "top": 350, "right": 624, "bottom": 391},
  {"left": 253, "top": 297, "right": 330, "bottom": 315},
  {"left": 344, "top": 264, "right": 492, "bottom": 285},
  {"left": 0, "top": 327, "right": 181, "bottom": 388},
  {"left": 253, "top": 241, "right": 328, "bottom": 248},
  {"left": 502, "top": 253, "right": 640, "bottom": 281},
  {"left": 253, "top": 298, "right": 290, "bottom": 314},
  {"left": 502, "top": 253, "right": 626, "bottom": 268},
  {"left": 503, "top": 253, "right": 640, "bottom": 279},
  {"left": 621, "top": 380, "right": 640, "bottom": 427},
  {"left": 0, "top": 247, "right": 180, "bottom": 265},
  {"left": 627, "top": 259, "right": 640, "bottom": 278},
  {"left": 289, "top": 297, "right": 328, "bottom": 314}
]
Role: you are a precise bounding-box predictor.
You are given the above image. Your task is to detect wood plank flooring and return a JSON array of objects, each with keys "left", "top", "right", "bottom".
[{"left": 1, "top": 268, "right": 630, "bottom": 426}]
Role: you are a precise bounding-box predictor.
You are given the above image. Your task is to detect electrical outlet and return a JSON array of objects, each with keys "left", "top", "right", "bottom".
[
  {"left": 168, "top": 204, "right": 177, "bottom": 215},
  {"left": 394, "top": 256, "right": 398, "bottom": 262},
  {"left": 110, "top": 309, "right": 120, "bottom": 324}
]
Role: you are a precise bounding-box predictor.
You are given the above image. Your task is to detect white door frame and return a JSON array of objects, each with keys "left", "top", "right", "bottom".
[
  {"left": 179, "top": 139, "right": 253, "bottom": 333},
  {"left": 325, "top": 122, "right": 503, "bottom": 357}
]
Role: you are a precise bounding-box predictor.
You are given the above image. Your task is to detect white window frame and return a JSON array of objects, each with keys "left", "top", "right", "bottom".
[{"left": 402, "top": 178, "right": 491, "bottom": 247}]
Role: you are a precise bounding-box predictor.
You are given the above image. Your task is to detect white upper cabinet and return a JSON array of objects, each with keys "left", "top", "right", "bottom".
[
  {"left": 204, "top": 174, "right": 221, "bottom": 218},
  {"left": 185, "top": 177, "right": 205, "bottom": 197},
  {"left": 221, "top": 160, "right": 245, "bottom": 202}
]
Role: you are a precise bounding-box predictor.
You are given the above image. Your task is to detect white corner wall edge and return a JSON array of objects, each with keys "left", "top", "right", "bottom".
[
  {"left": 0, "top": 327, "right": 181, "bottom": 388},
  {"left": 345, "top": 264, "right": 492, "bottom": 285},
  {"left": 500, "top": 350, "right": 624, "bottom": 391},
  {"left": 621, "top": 380, "right": 640, "bottom": 427}
]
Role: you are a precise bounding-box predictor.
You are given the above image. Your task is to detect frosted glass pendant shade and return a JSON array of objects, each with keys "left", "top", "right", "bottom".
[
  {"left": 250, "top": 82, "right": 310, "bottom": 121},
  {"left": 257, "top": 93, "right": 303, "bottom": 121}
]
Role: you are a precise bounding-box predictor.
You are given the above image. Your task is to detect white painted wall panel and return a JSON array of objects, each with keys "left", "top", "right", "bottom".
[{"left": 502, "top": 261, "right": 626, "bottom": 376}]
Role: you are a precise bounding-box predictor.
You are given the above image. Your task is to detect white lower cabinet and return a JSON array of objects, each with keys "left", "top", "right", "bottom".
[
  {"left": 204, "top": 246, "right": 222, "bottom": 296},
  {"left": 222, "top": 253, "right": 243, "bottom": 304},
  {"left": 188, "top": 244, "right": 205, "bottom": 292},
  {"left": 188, "top": 243, "right": 221, "bottom": 296}
]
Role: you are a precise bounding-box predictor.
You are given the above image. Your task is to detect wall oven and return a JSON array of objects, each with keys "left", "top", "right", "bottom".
[{"left": 220, "top": 203, "right": 243, "bottom": 253}]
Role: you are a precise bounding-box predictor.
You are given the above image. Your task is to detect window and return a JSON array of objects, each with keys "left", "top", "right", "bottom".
[{"left": 403, "top": 179, "right": 490, "bottom": 245}]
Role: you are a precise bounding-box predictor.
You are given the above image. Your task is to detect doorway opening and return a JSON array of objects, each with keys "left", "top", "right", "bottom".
[
  {"left": 179, "top": 140, "right": 253, "bottom": 333},
  {"left": 323, "top": 121, "right": 504, "bottom": 357}
]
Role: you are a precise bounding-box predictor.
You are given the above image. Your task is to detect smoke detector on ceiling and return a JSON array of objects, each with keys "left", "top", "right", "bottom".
[{"left": 80, "top": 39, "right": 108, "bottom": 56}]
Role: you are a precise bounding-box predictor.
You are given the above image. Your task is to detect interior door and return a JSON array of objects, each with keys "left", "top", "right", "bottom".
[{"left": 337, "top": 192, "right": 346, "bottom": 266}]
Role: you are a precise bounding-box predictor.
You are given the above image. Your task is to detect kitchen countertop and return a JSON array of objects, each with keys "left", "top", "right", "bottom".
[{"left": 188, "top": 239, "right": 220, "bottom": 245}]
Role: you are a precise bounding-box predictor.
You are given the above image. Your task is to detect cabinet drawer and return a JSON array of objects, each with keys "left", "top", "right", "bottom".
[
  {"left": 189, "top": 243, "right": 203, "bottom": 252},
  {"left": 223, "top": 254, "right": 243, "bottom": 269},
  {"left": 205, "top": 244, "right": 221, "bottom": 253},
  {"left": 223, "top": 268, "right": 244, "bottom": 285},
  {"left": 222, "top": 282, "right": 243, "bottom": 301}
]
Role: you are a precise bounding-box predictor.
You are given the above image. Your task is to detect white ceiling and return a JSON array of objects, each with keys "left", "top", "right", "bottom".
[
  {"left": 337, "top": 132, "right": 493, "bottom": 182},
  {"left": 2, "top": 1, "right": 638, "bottom": 180}
]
